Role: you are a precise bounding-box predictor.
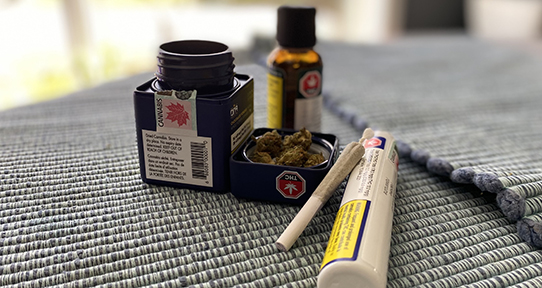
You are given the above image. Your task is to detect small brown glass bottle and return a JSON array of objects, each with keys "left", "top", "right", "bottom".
[{"left": 267, "top": 6, "right": 323, "bottom": 132}]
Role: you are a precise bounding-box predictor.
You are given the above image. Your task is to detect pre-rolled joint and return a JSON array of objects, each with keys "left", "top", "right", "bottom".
[
  {"left": 426, "top": 158, "right": 454, "bottom": 177},
  {"left": 497, "top": 189, "right": 525, "bottom": 222},
  {"left": 361, "top": 128, "right": 375, "bottom": 143},
  {"left": 395, "top": 140, "right": 412, "bottom": 159},
  {"left": 411, "top": 149, "right": 431, "bottom": 165},
  {"left": 450, "top": 168, "right": 476, "bottom": 184},
  {"left": 517, "top": 218, "right": 542, "bottom": 247},
  {"left": 275, "top": 241, "right": 288, "bottom": 252},
  {"left": 275, "top": 194, "right": 327, "bottom": 252},
  {"left": 474, "top": 172, "right": 503, "bottom": 193}
]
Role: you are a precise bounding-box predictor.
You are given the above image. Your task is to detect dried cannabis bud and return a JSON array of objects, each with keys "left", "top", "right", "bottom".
[
  {"left": 283, "top": 128, "right": 312, "bottom": 150},
  {"left": 276, "top": 145, "right": 309, "bottom": 167},
  {"left": 250, "top": 128, "right": 325, "bottom": 167},
  {"left": 251, "top": 151, "right": 275, "bottom": 164},
  {"left": 304, "top": 152, "right": 325, "bottom": 167},
  {"left": 252, "top": 130, "right": 283, "bottom": 158}
]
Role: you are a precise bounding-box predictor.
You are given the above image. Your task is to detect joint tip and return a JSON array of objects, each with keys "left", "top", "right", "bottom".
[
  {"left": 275, "top": 241, "right": 288, "bottom": 252},
  {"left": 360, "top": 128, "right": 375, "bottom": 143}
]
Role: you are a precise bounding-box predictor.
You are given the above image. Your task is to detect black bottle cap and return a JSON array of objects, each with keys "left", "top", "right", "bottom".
[{"left": 276, "top": 6, "right": 316, "bottom": 48}]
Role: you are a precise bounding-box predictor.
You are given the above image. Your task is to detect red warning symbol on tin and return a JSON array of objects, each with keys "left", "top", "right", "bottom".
[
  {"left": 276, "top": 171, "right": 306, "bottom": 199},
  {"left": 299, "top": 70, "right": 321, "bottom": 98}
]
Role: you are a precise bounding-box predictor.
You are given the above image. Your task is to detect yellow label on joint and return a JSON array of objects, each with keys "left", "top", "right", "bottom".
[
  {"left": 320, "top": 200, "right": 371, "bottom": 270},
  {"left": 267, "top": 72, "right": 283, "bottom": 128}
]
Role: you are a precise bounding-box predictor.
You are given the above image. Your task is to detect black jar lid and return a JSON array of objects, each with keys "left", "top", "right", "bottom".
[
  {"left": 155, "top": 40, "right": 235, "bottom": 94},
  {"left": 276, "top": 6, "right": 316, "bottom": 48}
]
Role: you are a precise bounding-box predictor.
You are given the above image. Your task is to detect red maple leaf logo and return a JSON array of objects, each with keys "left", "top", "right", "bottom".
[
  {"left": 305, "top": 74, "right": 318, "bottom": 89},
  {"left": 166, "top": 102, "right": 190, "bottom": 126}
]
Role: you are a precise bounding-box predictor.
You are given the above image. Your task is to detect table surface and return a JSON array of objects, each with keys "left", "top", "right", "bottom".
[{"left": 2, "top": 35, "right": 542, "bottom": 288}]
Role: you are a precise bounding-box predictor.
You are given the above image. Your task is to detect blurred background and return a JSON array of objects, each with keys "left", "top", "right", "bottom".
[{"left": 1, "top": 0, "right": 541, "bottom": 110}]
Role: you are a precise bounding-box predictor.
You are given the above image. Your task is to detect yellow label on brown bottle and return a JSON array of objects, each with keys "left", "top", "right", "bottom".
[{"left": 267, "top": 71, "right": 283, "bottom": 128}]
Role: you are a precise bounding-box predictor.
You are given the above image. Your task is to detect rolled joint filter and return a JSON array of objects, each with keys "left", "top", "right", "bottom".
[{"left": 318, "top": 131, "right": 399, "bottom": 288}]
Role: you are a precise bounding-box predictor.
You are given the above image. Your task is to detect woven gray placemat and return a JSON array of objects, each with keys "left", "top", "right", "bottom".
[
  {"left": 1, "top": 36, "right": 542, "bottom": 287},
  {"left": 319, "top": 36, "right": 542, "bottom": 248}
]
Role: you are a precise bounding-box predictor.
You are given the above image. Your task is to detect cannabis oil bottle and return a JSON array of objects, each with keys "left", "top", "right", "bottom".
[{"left": 267, "top": 6, "right": 323, "bottom": 132}]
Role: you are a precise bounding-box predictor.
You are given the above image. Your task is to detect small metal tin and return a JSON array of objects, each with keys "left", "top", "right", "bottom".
[{"left": 230, "top": 128, "right": 338, "bottom": 205}]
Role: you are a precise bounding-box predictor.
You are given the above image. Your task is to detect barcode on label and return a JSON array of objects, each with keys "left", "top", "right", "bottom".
[{"left": 190, "top": 142, "right": 208, "bottom": 180}]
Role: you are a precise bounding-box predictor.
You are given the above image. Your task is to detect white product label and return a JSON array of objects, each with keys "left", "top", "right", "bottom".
[
  {"left": 294, "top": 95, "right": 322, "bottom": 132},
  {"left": 342, "top": 136, "right": 398, "bottom": 204},
  {"left": 231, "top": 114, "right": 254, "bottom": 153},
  {"left": 142, "top": 129, "right": 212, "bottom": 187},
  {"left": 355, "top": 149, "right": 383, "bottom": 200}
]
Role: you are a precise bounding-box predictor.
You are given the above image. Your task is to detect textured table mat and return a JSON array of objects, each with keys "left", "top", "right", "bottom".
[
  {"left": 1, "top": 36, "right": 542, "bottom": 287},
  {"left": 319, "top": 36, "right": 542, "bottom": 248}
]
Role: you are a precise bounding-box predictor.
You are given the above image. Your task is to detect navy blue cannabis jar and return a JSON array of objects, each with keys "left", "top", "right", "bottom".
[{"left": 134, "top": 40, "right": 254, "bottom": 192}]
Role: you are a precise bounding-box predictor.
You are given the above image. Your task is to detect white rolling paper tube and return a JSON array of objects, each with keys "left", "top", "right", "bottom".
[{"left": 318, "top": 131, "right": 399, "bottom": 288}]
